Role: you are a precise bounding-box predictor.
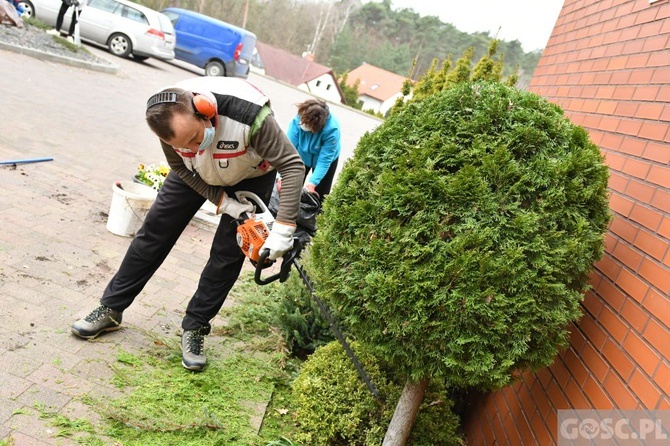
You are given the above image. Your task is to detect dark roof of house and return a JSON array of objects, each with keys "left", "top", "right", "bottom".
[
  {"left": 255, "top": 41, "right": 331, "bottom": 87},
  {"left": 254, "top": 42, "right": 345, "bottom": 103}
]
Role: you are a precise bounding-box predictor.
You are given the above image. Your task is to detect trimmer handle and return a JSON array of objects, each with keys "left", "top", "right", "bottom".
[
  {"left": 234, "top": 190, "right": 272, "bottom": 218},
  {"left": 253, "top": 238, "right": 302, "bottom": 285},
  {"left": 254, "top": 250, "right": 281, "bottom": 285}
]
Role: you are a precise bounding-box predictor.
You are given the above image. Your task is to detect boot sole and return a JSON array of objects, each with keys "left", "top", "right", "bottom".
[
  {"left": 181, "top": 360, "right": 205, "bottom": 371},
  {"left": 71, "top": 325, "right": 121, "bottom": 339}
]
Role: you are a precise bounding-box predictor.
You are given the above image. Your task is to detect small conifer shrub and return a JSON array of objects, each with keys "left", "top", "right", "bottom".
[
  {"left": 291, "top": 341, "right": 464, "bottom": 445},
  {"left": 310, "top": 81, "right": 610, "bottom": 390},
  {"left": 275, "top": 265, "right": 334, "bottom": 356}
]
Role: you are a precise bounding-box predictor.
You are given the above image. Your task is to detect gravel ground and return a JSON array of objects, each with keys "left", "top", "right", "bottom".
[{"left": 0, "top": 21, "right": 114, "bottom": 65}]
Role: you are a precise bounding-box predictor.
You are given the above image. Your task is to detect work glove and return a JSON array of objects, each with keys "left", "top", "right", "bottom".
[
  {"left": 217, "top": 194, "right": 254, "bottom": 219},
  {"left": 261, "top": 221, "right": 296, "bottom": 260}
]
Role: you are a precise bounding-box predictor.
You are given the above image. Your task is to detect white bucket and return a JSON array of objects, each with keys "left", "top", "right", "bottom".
[{"left": 106, "top": 181, "right": 158, "bottom": 237}]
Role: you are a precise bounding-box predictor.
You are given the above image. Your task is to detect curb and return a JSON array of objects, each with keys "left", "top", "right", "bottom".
[{"left": 0, "top": 41, "right": 119, "bottom": 74}]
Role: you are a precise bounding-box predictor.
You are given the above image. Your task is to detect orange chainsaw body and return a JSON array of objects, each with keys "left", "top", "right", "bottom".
[
  {"left": 233, "top": 191, "right": 275, "bottom": 264},
  {"left": 236, "top": 217, "right": 271, "bottom": 263}
]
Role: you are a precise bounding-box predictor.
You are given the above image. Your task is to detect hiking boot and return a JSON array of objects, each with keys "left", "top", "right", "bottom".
[
  {"left": 181, "top": 328, "right": 207, "bottom": 371},
  {"left": 71, "top": 305, "right": 122, "bottom": 339}
]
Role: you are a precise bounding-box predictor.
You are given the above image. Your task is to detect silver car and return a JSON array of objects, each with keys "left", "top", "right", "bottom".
[{"left": 18, "top": 0, "right": 175, "bottom": 61}]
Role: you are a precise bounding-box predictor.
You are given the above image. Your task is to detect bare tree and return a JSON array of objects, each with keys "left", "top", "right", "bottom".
[
  {"left": 242, "top": 0, "right": 249, "bottom": 28},
  {"left": 306, "top": 0, "right": 362, "bottom": 63},
  {"left": 337, "top": 0, "right": 357, "bottom": 34},
  {"left": 307, "top": 1, "right": 332, "bottom": 56}
]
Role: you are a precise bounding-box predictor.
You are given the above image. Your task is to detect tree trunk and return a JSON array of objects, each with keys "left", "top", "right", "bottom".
[
  {"left": 382, "top": 377, "right": 429, "bottom": 446},
  {"left": 241, "top": 0, "right": 249, "bottom": 29},
  {"left": 308, "top": 2, "right": 332, "bottom": 57}
]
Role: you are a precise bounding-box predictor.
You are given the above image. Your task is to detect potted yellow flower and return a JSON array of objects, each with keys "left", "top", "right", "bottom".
[
  {"left": 135, "top": 162, "right": 170, "bottom": 190},
  {"left": 133, "top": 161, "right": 220, "bottom": 226}
]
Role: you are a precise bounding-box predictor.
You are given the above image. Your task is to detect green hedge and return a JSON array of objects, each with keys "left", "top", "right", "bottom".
[
  {"left": 292, "top": 341, "right": 464, "bottom": 445},
  {"left": 310, "top": 81, "right": 610, "bottom": 390}
]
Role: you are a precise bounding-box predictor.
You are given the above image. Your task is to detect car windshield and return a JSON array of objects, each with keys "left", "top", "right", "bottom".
[{"left": 157, "top": 13, "right": 174, "bottom": 34}]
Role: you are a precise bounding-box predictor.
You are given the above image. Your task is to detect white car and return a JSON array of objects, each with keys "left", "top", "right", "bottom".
[{"left": 18, "top": 0, "right": 176, "bottom": 61}]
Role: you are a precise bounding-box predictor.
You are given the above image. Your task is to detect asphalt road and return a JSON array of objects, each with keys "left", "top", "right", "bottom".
[{"left": 0, "top": 43, "right": 382, "bottom": 185}]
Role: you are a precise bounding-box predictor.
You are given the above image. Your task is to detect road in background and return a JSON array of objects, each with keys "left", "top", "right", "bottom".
[
  {"left": 163, "top": 56, "right": 383, "bottom": 180},
  {"left": 0, "top": 44, "right": 381, "bottom": 187}
]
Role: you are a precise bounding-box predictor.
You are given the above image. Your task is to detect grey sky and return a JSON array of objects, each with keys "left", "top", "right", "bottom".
[{"left": 366, "top": 0, "right": 564, "bottom": 52}]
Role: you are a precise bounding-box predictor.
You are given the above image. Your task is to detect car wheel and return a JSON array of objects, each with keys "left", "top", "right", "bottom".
[
  {"left": 205, "top": 61, "right": 225, "bottom": 77},
  {"left": 107, "top": 33, "right": 132, "bottom": 58},
  {"left": 17, "top": 0, "right": 34, "bottom": 18}
]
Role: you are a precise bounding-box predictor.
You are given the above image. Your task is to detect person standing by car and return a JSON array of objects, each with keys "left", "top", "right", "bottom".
[
  {"left": 47, "top": 0, "right": 83, "bottom": 43},
  {"left": 71, "top": 76, "right": 305, "bottom": 372},
  {"left": 285, "top": 98, "right": 341, "bottom": 198}
]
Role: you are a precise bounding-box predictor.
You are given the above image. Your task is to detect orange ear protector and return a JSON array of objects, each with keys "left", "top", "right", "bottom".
[
  {"left": 192, "top": 94, "right": 217, "bottom": 119},
  {"left": 146, "top": 91, "right": 216, "bottom": 120}
]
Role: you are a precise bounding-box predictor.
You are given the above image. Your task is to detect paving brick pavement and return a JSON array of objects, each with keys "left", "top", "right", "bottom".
[
  {"left": 0, "top": 121, "right": 226, "bottom": 444},
  {"left": 0, "top": 51, "right": 261, "bottom": 444}
]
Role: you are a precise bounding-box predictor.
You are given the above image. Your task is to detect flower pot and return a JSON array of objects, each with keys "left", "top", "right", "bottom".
[{"left": 107, "top": 181, "right": 157, "bottom": 237}]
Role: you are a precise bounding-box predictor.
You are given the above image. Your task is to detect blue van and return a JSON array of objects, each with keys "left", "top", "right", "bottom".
[{"left": 161, "top": 8, "right": 256, "bottom": 78}]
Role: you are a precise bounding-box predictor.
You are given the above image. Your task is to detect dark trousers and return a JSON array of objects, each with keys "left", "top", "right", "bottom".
[
  {"left": 101, "top": 169, "right": 277, "bottom": 333},
  {"left": 56, "top": 1, "right": 77, "bottom": 36},
  {"left": 305, "top": 157, "right": 338, "bottom": 198}
]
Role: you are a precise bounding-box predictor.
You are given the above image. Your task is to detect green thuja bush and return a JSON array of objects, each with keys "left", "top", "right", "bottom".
[
  {"left": 393, "top": 39, "right": 518, "bottom": 115},
  {"left": 292, "top": 341, "right": 464, "bottom": 445},
  {"left": 310, "top": 81, "right": 610, "bottom": 390},
  {"left": 292, "top": 341, "right": 393, "bottom": 445},
  {"left": 275, "top": 257, "right": 334, "bottom": 356}
]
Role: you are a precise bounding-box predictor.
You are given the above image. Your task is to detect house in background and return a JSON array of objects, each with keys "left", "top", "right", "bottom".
[
  {"left": 344, "top": 63, "right": 411, "bottom": 116},
  {"left": 252, "top": 41, "right": 345, "bottom": 104}
]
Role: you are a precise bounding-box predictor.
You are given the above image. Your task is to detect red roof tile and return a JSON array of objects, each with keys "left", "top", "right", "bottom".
[{"left": 344, "top": 63, "right": 410, "bottom": 101}]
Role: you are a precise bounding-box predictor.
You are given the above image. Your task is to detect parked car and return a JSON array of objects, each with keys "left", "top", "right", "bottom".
[
  {"left": 17, "top": 0, "right": 175, "bottom": 61},
  {"left": 160, "top": 7, "right": 256, "bottom": 78}
]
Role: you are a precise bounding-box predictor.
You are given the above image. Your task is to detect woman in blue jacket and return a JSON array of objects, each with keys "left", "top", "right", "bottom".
[{"left": 286, "top": 99, "right": 341, "bottom": 198}]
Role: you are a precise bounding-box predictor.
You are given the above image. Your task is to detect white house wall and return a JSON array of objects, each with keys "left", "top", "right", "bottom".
[
  {"left": 359, "top": 92, "right": 410, "bottom": 116},
  {"left": 359, "top": 95, "right": 383, "bottom": 114},
  {"left": 304, "top": 73, "right": 343, "bottom": 103},
  {"left": 379, "top": 92, "right": 403, "bottom": 115}
]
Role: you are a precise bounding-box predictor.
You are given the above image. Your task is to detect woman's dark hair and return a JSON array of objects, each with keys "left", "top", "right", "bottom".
[{"left": 297, "top": 99, "right": 329, "bottom": 132}]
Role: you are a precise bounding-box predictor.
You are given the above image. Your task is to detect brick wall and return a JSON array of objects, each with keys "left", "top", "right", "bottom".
[{"left": 463, "top": 0, "right": 670, "bottom": 443}]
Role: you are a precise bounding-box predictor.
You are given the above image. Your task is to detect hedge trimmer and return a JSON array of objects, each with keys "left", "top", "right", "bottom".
[{"left": 234, "top": 191, "right": 380, "bottom": 399}]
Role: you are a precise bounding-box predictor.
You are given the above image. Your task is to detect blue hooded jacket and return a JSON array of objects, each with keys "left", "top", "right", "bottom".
[{"left": 287, "top": 112, "right": 341, "bottom": 186}]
